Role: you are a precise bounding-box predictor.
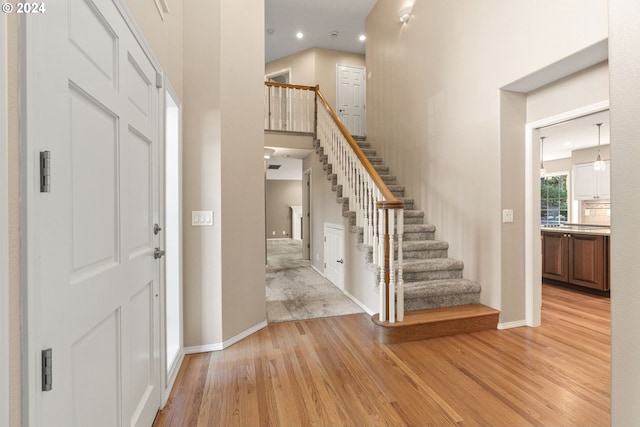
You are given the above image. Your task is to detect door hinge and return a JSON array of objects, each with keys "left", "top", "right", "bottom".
[
  {"left": 324, "top": 236, "right": 326, "bottom": 242},
  {"left": 42, "top": 348, "right": 52, "bottom": 391},
  {"left": 156, "top": 72, "right": 163, "bottom": 89},
  {"left": 40, "top": 151, "right": 51, "bottom": 193}
]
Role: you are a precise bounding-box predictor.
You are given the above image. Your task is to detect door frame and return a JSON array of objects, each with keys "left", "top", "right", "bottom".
[
  {"left": 336, "top": 63, "right": 366, "bottom": 135},
  {"left": 0, "top": 13, "right": 9, "bottom": 427},
  {"left": 160, "top": 77, "right": 184, "bottom": 406},
  {"left": 20, "top": 2, "right": 166, "bottom": 423},
  {"left": 302, "top": 169, "right": 311, "bottom": 260},
  {"left": 524, "top": 100, "right": 609, "bottom": 326}
]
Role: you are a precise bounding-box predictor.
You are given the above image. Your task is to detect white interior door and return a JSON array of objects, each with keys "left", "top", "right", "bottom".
[
  {"left": 24, "top": 1, "right": 161, "bottom": 426},
  {"left": 324, "top": 224, "right": 344, "bottom": 289},
  {"left": 336, "top": 64, "right": 366, "bottom": 136}
]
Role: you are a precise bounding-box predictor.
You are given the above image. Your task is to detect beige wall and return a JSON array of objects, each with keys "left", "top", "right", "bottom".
[
  {"left": 265, "top": 47, "right": 365, "bottom": 110},
  {"left": 266, "top": 180, "right": 302, "bottom": 239},
  {"left": 124, "top": 0, "right": 184, "bottom": 98},
  {"left": 303, "top": 152, "right": 345, "bottom": 272},
  {"left": 366, "top": 0, "right": 608, "bottom": 322},
  {"left": 610, "top": 0, "right": 640, "bottom": 423},
  {"left": 527, "top": 62, "right": 609, "bottom": 123}
]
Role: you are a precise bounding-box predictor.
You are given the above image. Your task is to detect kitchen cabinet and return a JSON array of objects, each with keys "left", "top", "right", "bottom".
[
  {"left": 542, "top": 231, "right": 609, "bottom": 291},
  {"left": 574, "top": 161, "right": 610, "bottom": 200}
]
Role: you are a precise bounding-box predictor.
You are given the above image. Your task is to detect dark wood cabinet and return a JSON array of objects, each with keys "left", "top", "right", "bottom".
[
  {"left": 542, "top": 232, "right": 569, "bottom": 282},
  {"left": 542, "top": 231, "right": 609, "bottom": 291}
]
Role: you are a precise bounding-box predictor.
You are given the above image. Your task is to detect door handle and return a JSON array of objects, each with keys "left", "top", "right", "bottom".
[
  {"left": 337, "top": 259, "right": 344, "bottom": 264},
  {"left": 154, "top": 248, "right": 165, "bottom": 259}
]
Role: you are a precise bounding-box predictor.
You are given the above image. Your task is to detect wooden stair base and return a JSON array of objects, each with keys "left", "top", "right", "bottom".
[{"left": 371, "top": 304, "right": 499, "bottom": 344}]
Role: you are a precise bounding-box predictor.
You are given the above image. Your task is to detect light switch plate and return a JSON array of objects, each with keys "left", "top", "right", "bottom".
[
  {"left": 192, "top": 211, "right": 213, "bottom": 226},
  {"left": 502, "top": 209, "right": 514, "bottom": 223}
]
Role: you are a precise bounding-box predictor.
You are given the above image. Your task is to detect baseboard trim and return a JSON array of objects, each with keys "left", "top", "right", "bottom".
[
  {"left": 184, "top": 320, "right": 268, "bottom": 354},
  {"left": 498, "top": 319, "right": 528, "bottom": 330},
  {"left": 342, "top": 289, "right": 375, "bottom": 316},
  {"left": 161, "top": 349, "right": 185, "bottom": 408},
  {"left": 311, "top": 265, "right": 324, "bottom": 276}
]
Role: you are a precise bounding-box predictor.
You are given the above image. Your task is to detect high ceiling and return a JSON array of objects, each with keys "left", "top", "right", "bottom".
[
  {"left": 265, "top": 0, "right": 378, "bottom": 63},
  {"left": 540, "top": 110, "right": 610, "bottom": 162}
]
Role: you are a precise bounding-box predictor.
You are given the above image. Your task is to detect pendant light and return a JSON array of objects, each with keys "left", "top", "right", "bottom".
[
  {"left": 540, "top": 136, "right": 546, "bottom": 175},
  {"left": 593, "top": 123, "right": 606, "bottom": 171}
]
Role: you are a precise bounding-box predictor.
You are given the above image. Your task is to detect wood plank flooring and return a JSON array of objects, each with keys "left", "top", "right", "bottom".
[{"left": 153, "top": 284, "right": 610, "bottom": 426}]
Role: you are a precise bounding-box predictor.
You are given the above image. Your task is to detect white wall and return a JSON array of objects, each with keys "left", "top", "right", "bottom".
[
  {"left": 366, "top": 0, "right": 608, "bottom": 322},
  {"left": 609, "top": 0, "right": 640, "bottom": 423}
]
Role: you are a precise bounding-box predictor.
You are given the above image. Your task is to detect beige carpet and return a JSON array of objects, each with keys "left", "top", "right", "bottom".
[{"left": 266, "top": 239, "right": 364, "bottom": 323}]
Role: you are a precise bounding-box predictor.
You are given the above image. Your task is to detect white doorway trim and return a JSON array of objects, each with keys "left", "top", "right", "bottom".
[
  {"left": 160, "top": 77, "right": 184, "bottom": 407},
  {"left": 525, "top": 100, "right": 609, "bottom": 326},
  {"left": 302, "top": 169, "right": 311, "bottom": 260},
  {"left": 0, "top": 13, "right": 9, "bottom": 427},
  {"left": 265, "top": 67, "right": 291, "bottom": 83}
]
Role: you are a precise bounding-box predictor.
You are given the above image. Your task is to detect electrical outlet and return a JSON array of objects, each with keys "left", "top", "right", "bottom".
[
  {"left": 502, "top": 209, "right": 514, "bottom": 223},
  {"left": 272, "top": 231, "right": 275, "bottom": 235},
  {"left": 282, "top": 230, "right": 286, "bottom": 235}
]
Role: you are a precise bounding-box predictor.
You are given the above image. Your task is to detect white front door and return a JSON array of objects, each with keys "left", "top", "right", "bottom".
[
  {"left": 336, "top": 64, "right": 366, "bottom": 136},
  {"left": 24, "top": 1, "right": 161, "bottom": 426},
  {"left": 324, "top": 224, "right": 344, "bottom": 289}
]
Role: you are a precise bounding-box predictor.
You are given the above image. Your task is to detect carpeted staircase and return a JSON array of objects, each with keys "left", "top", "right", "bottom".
[{"left": 314, "top": 136, "right": 498, "bottom": 342}]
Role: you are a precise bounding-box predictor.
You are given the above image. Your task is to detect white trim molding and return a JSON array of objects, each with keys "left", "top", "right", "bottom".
[
  {"left": 0, "top": 13, "right": 9, "bottom": 427},
  {"left": 524, "top": 101, "right": 609, "bottom": 327},
  {"left": 184, "top": 321, "right": 268, "bottom": 355},
  {"left": 498, "top": 320, "right": 528, "bottom": 330}
]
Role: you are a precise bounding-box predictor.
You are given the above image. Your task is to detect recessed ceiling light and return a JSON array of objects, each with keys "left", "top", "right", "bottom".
[
  {"left": 296, "top": 32, "right": 304, "bottom": 39},
  {"left": 562, "top": 141, "right": 573, "bottom": 147},
  {"left": 359, "top": 34, "right": 366, "bottom": 41}
]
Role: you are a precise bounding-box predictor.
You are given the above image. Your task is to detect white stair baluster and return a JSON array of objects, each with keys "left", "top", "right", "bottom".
[
  {"left": 397, "top": 208, "right": 404, "bottom": 322},
  {"left": 388, "top": 209, "right": 396, "bottom": 324}
]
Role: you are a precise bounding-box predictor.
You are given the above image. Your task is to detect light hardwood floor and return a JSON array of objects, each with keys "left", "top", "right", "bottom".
[{"left": 154, "top": 284, "right": 610, "bottom": 426}]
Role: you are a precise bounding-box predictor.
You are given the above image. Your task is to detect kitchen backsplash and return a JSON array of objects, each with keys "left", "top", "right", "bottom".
[{"left": 580, "top": 199, "right": 611, "bottom": 225}]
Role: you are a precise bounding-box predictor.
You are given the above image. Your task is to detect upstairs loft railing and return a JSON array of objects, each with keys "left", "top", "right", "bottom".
[{"left": 264, "top": 82, "right": 405, "bottom": 323}]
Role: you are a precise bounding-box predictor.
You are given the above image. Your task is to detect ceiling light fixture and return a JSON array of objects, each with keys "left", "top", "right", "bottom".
[
  {"left": 593, "top": 123, "right": 606, "bottom": 171},
  {"left": 296, "top": 32, "right": 304, "bottom": 39},
  {"left": 264, "top": 148, "right": 275, "bottom": 159},
  {"left": 398, "top": 5, "right": 413, "bottom": 23},
  {"left": 540, "top": 136, "right": 546, "bottom": 175},
  {"left": 359, "top": 34, "right": 366, "bottom": 41}
]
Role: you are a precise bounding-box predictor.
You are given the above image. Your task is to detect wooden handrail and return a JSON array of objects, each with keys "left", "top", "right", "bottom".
[
  {"left": 313, "top": 86, "right": 403, "bottom": 209},
  {"left": 265, "top": 81, "right": 317, "bottom": 91}
]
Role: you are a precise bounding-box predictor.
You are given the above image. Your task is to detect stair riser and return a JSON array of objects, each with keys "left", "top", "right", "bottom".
[
  {"left": 403, "top": 269, "right": 463, "bottom": 282},
  {"left": 349, "top": 216, "right": 424, "bottom": 227},
  {"left": 403, "top": 232, "right": 435, "bottom": 241},
  {"left": 404, "top": 293, "right": 480, "bottom": 311},
  {"left": 365, "top": 249, "right": 448, "bottom": 263}
]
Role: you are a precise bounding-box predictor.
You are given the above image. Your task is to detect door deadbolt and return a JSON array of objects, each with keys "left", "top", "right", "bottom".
[{"left": 154, "top": 224, "right": 162, "bottom": 235}]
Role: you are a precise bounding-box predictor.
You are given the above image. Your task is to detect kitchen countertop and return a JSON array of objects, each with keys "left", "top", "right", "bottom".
[{"left": 541, "top": 224, "right": 610, "bottom": 236}]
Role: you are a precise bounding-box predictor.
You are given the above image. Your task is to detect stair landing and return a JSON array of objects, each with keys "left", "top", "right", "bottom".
[{"left": 371, "top": 304, "right": 499, "bottom": 344}]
